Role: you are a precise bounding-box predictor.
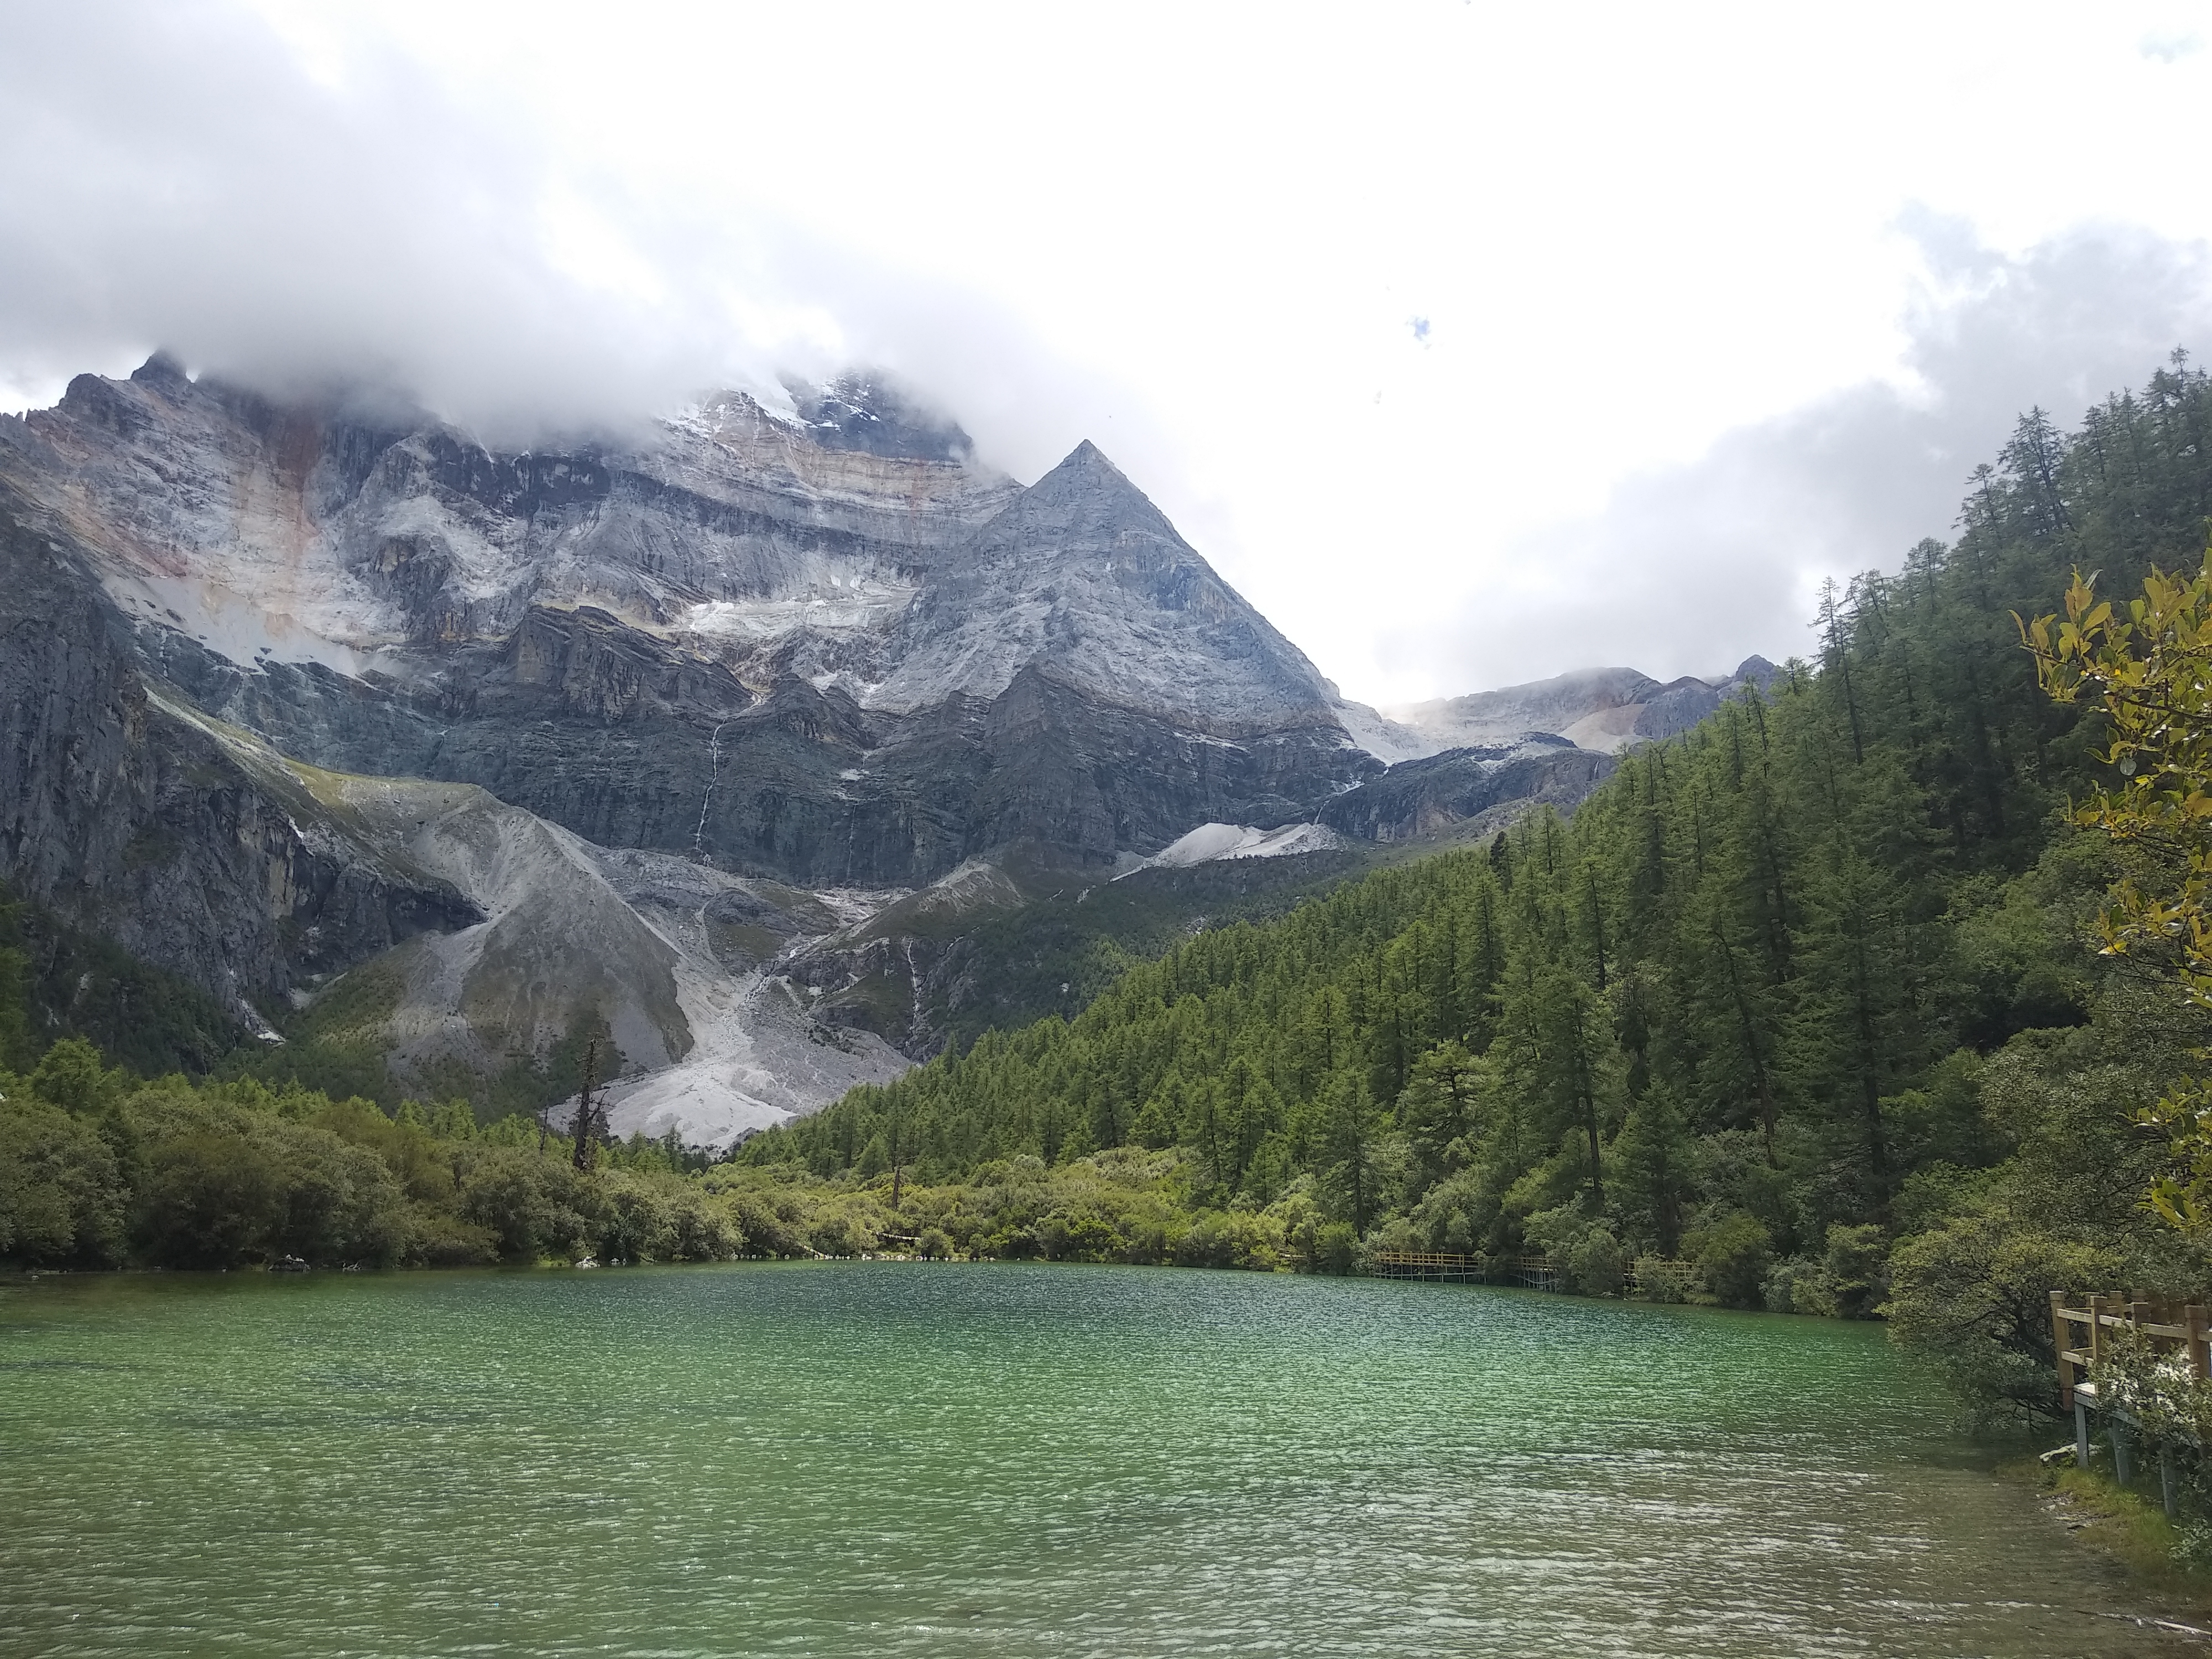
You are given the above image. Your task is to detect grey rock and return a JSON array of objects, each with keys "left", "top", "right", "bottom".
[
  {"left": 0, "top": 507, "right": 479, "bottom": 1029},
  {"left": 1314, "top": 742, "right": 1618, "bottom": 844}
]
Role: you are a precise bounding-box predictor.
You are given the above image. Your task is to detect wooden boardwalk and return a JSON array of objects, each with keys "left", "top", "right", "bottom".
[
  {"left": 1368, "top": 1251, "right": 1556, "bottom": 1288},
  {"left": 2052, "top": 1289, "right": 2212, "bottom": 1516},
  {"left": 1367, "top": 1250, "right": 1699, "bottom": 1298}
]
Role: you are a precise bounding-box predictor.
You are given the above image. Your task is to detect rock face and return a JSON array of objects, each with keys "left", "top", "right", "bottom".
[
  {"left": 0, "top": 505, "right": 480, "bottom": 1032},
  {"left": 0, "top": 353, "right": 1775, "bottom": 1138},
  {"left": 2, "top": 361, "right": 1378, "bottom": 893},
  {"left": 1316, "top": 740, "right": 1618, "bottom": 844},
  {"left": 0, "top": 358, "right": 1386, "bottom": 1122}
]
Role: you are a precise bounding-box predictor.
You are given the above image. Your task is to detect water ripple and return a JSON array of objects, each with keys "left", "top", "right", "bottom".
[{"left": 0, "top": 1262, "right": 2189, "bottom": 1656}]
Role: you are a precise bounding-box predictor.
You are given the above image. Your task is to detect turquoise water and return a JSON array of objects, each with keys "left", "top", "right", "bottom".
[{"left": 0, "top": 1262, "right": 2179, "bottom": 1656}]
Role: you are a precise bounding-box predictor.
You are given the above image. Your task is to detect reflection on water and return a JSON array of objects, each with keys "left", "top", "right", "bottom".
[{"left": 0, "top": 1262, "right": 2189, "bottom": 1656}]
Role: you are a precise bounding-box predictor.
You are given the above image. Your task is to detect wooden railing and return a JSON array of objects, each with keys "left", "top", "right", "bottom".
[
  {"left": 2051, "top": 1290, "right": 2211, "bottom": 1410},
  {"left": 1366, "top": 1251, "right": 1556, "bottom": 1287},
  {"left": 1366, "top": 1251, "right": 1703, "bottom": 1298},
  {"left": 2051, "top": 1289, "right": 2212, "bottom": 1517}
]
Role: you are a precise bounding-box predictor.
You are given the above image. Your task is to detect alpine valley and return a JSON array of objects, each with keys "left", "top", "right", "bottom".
[{"left": 0, "top": 356, "right": 1770, "bottom": 1144}]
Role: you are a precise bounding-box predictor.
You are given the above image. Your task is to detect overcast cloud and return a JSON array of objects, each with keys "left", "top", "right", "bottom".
[
  {"left": 8, "top": 1, "right": 2212, "bottom": 703},
  {"left": 1416, "top": 223, "right": 2212, "bottom": 691}
]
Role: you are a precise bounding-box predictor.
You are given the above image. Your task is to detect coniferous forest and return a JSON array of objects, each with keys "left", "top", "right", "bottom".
[
  {"left": 12, "top": 355, "right": 2212, "bottom": 1430},
  {"left": 737, "top": 352, "right": 2212, "bottom": 1422}
]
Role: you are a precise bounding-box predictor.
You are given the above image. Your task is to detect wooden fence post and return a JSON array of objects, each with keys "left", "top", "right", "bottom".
[{"left": 2052, "top": 1290, "right": 2074, "bottom": 1410}]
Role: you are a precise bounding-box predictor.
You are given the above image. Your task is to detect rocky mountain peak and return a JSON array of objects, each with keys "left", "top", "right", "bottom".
[
  {"left": 869, "top": 436, "right": 1345, "bottom": 738},
  {"left": 129, "top": 350, "right": 193, "bottom": 394},
  {"left": 779, "top": 371, "right": 977, "bottom": 463},
  {"left": 1733, "top": 654, "right": 1781, "bottom": 690},
  {"left": 962, "top": 437, "right": 1181, "bottom": 567}
]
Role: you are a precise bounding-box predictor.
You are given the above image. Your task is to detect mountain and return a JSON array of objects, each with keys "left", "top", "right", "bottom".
[
  {"left": 0, "top": 354, "right": 1737, "bottom": 1141},
  {"left": 1384, "top": 657, "right": 1781, "bottom": 755}
]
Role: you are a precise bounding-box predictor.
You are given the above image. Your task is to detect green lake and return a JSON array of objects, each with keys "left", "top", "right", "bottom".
[{"left": 0, "top": 1261, "right": 2186, "bottom": 1656}]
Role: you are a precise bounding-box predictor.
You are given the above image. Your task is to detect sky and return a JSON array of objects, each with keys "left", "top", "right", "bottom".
[{"left": 7, "top": 3, "right": 2212, "bottom": 706}]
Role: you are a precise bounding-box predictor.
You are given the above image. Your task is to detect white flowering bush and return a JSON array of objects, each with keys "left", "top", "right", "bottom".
[{"left": 2088, "top": 1327, "right": 2212, "bottom": 1509}]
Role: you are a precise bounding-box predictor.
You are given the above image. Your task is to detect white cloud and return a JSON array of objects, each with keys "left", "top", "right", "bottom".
[{"left": 1396, "top": 223, "right": 2212, "bottom": 689}]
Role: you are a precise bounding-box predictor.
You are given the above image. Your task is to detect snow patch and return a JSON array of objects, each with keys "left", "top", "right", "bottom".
[
  {"left": 1127, "top": 821, "right": 1345, "bottom": 874},
  {"left": 1332, "top": 699, "right": 1445, "bottom": 764},
  {"left": 679, "top": 581, "right": 917, "bottom": 640}
]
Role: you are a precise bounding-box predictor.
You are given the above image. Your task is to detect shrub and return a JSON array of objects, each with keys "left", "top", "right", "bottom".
[
  {"left": 594, "top": 1172, "right": 675, "bottom": 1263},
  {"left": 1884, "top": 1201, "right": 2120, "bottom": 1428},
  {"left": 0, "top": 1097, "right": 124, "bottom": 1265},
  {"left": 133, "top": 1129, "right": 285, "bottom": 1267},
  {"left": 1312, "top": 1222, "right": 1358, "bottom": 1275},
  {"left": 1175, "top": 1209, "right": 1282, "bottom": 1271},
  {"left": 27, "top": 1038, "right": 119, "bottom": 1115},
  {"left": 1631, "top": 1256, "right": 1694, "bottom": 1303},
  {"left": 1041, "top": 1208, "right": 1128, "bottom": 1262},
  {"left": 268, "top": 1126, "right": 413, "bottom": 1266},
  {"left": 660, "top": 1186, "right": 742, "bottom": 1261},
  {"left": 1566, "top": 1227, "right": 1626, "bottom": 1297},
  {"left": 1778, "top": 1223, "right": 1891, "bottom": 1318},
  {"left": 1686, "top": 1211, "right": 1772, "bottom": 1308},
  {"left": 456, "top": 1148, "right": 597, "bottom": 1262}
]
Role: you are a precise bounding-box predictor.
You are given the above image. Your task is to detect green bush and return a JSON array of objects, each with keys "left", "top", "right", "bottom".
[
  {"left": 1176, "top": 1209, "right": 1282, "bottom": 1271},
  {"left": 456, "top": 1147, "right": 597, "bottom": 1262},
  {"left": 1566, "top": 1227, "right": 1626, "bottom": 1297},
  {"left": 594, "top": 1171, "right": 674, "bottom": 1263},
  {"left": 1312, "top": 1222, "right": 1358, "bottom": 1276},
  {"left": 0, "top": 1096, "right": 125, "bottom": 1265},
  {"left": 1686, "top": 1211, "right": 1772, "bottom": 1309},
  {"left": 28, "top": 1037, "right": 120, "bottom": 1115},
  {"left": 122, "top": 1098, "right": 414, "bottom": 1269},
  {"left": 1631, "top": 1256, "right": 1694, "bottom": 1303},
  {"left": 1884, "top": 1201, "right": 2121, "bottom": 1428},
  {"left": 132, "top": 1129, "right": 285, "bottom": 1267}
]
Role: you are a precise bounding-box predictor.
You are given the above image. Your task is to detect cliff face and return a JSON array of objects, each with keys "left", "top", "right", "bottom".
[
  {"left": 1316, "top": 740, "right": 1618, "bottom": 844},
  {"left": 0, "top": 507, "right": 479, "bottom": 1030},
  {"left": 2, "top": 361, "right": 1378, "bottom": 893}
]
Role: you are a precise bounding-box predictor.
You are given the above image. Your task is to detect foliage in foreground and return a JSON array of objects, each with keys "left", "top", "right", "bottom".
[{"left": 2027, "top": 555, "right": 2212, "bottom": 1232}]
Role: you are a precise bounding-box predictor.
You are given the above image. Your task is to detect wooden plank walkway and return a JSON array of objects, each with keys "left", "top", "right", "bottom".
[
  {"left": 1366, "top": 1250, "right": 1698, "bottom": 1297},
  {"left": 1367, "top": 1251, "right": 1555, "bottom": 1287},
  {"left": 2051, "top": 1289, "right": 2212, "bottom": 1518}
]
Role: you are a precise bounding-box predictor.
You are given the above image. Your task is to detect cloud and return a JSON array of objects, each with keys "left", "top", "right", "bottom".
[
  {"left": 1390, "top": 221, "right": 2212, "bottom": 693},
  {"left": 0, "top": 1, "right": 1157, "bottom": 481}
]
